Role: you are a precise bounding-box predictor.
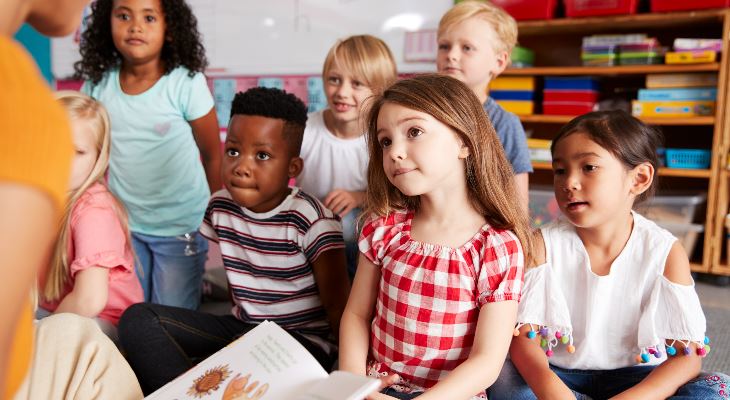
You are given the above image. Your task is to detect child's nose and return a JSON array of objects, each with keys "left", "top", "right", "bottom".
[
  {"left": 389, "top": 140, "right": 407, "bottom": 161},
  {"left": 334, "top": 83, "right": 351, "bottom": 98},
  {"left": 447, "top": 47, "right": 459, "bottom": 61},
  {"left": 233, "top": 160, "right": 252, "bottom": 177}
]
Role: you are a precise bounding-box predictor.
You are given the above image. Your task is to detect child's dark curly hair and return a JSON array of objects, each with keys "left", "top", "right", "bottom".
[
  {"left": 73, "top": 0, "right": 208, "bottom": 84},
  {"left": 231, "top": 87, "right": 308, "bottom": 157}
]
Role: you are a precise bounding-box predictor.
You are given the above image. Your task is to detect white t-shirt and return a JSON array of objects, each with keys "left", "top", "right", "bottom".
[
  {"left": 297, "top": 110, "right": 369, "bottom": 201},
  {"left": 517, "top": 212, "right": 707, "bottom": 370}
]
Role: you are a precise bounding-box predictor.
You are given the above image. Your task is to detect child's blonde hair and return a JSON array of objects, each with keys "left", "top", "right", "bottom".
[
  {"left": 43, "top": 91, "right": 132, "bottom": 302},
  {"left": 364, "top": 74, "right": 533, "bottom": 263},
  {"left": 438, "top": 0, "right": 518, "bottom": 55},
  {"left": 322, "top": 34, "right": 398, "bottom": 95}
]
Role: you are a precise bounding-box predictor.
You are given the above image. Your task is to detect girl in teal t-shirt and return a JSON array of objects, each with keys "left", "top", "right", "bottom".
[{"left": 76, "top": 0, "right": 221, "bottom": 310}]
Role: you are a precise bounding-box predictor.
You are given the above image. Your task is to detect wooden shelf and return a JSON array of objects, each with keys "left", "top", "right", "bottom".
[
  {"left": 532, "top": 161, "right": 712, "bottom": 178},
  {"left": 519, "top": 115, "right": 715, "bottom": 125},
  {"left": 503, "top": 63, "right": 720, "bottom": 76},
  {"left": 517, "top": 9, "right": 728, "bottom": 36}
]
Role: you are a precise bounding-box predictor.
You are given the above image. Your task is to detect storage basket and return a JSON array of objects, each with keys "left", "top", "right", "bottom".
[{"left": 665, "top": 149, "right": 711, "bottom": 169}]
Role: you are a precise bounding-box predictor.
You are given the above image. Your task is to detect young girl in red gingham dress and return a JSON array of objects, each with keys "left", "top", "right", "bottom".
[{"left": 339, "top": 74, "right": 534, "bottom": 400}]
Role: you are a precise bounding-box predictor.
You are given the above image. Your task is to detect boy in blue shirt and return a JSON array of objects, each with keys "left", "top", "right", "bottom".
[{"left": 437, "top": 0, "right": 532, "bottom": 212}]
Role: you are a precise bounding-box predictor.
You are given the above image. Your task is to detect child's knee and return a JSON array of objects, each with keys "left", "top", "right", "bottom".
[{"left": 118, "top": 303, "right": 160, "bottom": 338}]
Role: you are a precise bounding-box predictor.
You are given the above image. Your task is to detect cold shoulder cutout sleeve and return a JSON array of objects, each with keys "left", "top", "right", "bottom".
[
  {"left": 515, "top": 262, "right": 575, "bottom": 355},
  {"left": 637, "top": 276, "right": 709, "bottom": 359}
]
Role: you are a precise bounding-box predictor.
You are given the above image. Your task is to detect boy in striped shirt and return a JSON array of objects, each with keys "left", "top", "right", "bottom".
[{"left": 118, "top": 87, "right": 351, "bottom": 394}]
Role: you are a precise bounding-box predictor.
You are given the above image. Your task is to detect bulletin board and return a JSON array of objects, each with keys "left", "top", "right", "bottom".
[{"left": 51, "top": 0, "right": 452, "bottom": 79}]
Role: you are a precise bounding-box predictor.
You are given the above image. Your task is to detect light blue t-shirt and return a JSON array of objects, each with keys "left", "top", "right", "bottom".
[
  {"left": 484, "top": 96, "right": 533, "bottom": 174},
  {"left": 82, "top": 67, "right": 214, "bottom": 236}
]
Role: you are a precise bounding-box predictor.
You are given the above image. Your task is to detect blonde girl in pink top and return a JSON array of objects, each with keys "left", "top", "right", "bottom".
[{"left": 37, "top": 91, "right": 142, "bottom": 341}]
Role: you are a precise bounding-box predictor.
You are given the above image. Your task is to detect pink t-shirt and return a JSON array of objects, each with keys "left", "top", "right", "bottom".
[{"left": 40, "top": 182, "right": 143, "bottom": 325}]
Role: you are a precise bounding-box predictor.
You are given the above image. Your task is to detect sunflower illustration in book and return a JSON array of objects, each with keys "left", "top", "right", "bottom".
[
  {"left": 222, "top": 373, "right": 269, "bottom": 400},
  {"left": 187, "top": 364, "right": 232, "bottom": 398}
]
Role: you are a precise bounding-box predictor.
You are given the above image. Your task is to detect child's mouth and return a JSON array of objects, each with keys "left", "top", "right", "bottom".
[
  {"left": 566, "top": 201, "right": 588, "bottom": 211},
  {"left": 333, "top": 103, "right": 352, "bottom": 112}
]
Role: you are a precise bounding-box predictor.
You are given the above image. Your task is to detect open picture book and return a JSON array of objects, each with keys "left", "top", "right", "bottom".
[{"left": 145, "top": 320, "right": 381, "bottom": 400}]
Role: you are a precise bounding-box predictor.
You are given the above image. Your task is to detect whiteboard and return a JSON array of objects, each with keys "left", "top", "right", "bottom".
[{"left": 52, "top": 0, "right": 451, "bottom": 79}]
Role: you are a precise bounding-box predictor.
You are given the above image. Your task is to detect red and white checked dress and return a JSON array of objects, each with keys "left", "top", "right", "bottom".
[{"left": 359, "top": 211, "right": 525, "bottom": 396}]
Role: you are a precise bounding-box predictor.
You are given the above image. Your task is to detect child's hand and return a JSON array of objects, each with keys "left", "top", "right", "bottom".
[
  {"left": 324, "top": 189, "right": 362, "bottom": 217},
  {"left": 366, "top": 374, "right": 401, "bottom": 400}
]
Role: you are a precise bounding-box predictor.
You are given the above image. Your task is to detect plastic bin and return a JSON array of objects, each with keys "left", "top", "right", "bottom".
[
  {"left": 490, "top": 0, "right": 559, "bottom": 20},
  {"left": 651, "top": 0, "right": 730, "bottom": 12},
  {"left": 529, "top": 187, "right": 561, "bottom": 227},
  {"left": 565, "top": 0, "right": 639, "bottom": 17},
  {"left": 665, "top": 149, "right": 711, "bottom": 169},
  {"left": 656, "top": 222, "right": 704, "bottom": 256},
  {"left": 635, "top": 193, "right": 706, "bottom": 224}
]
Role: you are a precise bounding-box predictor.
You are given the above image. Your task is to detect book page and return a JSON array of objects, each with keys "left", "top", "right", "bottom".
[
  {"left": 296, "top": 371, "right": 382, "bottom": 400},
  {"left": 146, "top": 321, "right": 328, "bottom": 399}
]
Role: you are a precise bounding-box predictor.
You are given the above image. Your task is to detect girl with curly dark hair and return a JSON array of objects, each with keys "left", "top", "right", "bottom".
[{"left": 78, "top": 0, "right": 222, "bottom": 311}]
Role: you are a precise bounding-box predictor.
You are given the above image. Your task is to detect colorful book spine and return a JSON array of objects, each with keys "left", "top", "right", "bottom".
[
  {"left": 631, "top": 100, "right": 715, "bottom": 117},
  {"left": 638, "top": 88, "right": 717, "bottom": 101}
]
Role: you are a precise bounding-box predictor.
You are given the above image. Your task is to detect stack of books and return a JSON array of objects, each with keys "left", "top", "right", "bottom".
[
  {"left": 542, "top": 77, "right": 599, "bottom": 116},
  {"left": 632, "top": 73, "right": 717, "bottom": 118},
  {"left": 488, "top": 76, "right": 536, "bottom": 115}
]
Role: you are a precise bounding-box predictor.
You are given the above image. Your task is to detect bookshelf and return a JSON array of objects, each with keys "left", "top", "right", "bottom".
[{"left": 508, "top": 9, "right": 730, "bottom": 274}]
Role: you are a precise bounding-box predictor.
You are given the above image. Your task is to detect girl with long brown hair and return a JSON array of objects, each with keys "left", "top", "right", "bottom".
[{"left": 339, "top": 74, "right": 532, "bottom": 400}]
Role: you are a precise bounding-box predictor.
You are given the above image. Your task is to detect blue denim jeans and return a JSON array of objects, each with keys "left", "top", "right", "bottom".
[
  {"left": 489, "top": 359, "right": 730, "bottom": 400},
  {"left": 132, "top": 230, "right": 208, "bottom": 310}
]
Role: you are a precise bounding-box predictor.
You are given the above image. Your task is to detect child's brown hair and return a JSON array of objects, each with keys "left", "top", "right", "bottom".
[{"left": 364, "top": 74, "right": 533, "bottom": 262}]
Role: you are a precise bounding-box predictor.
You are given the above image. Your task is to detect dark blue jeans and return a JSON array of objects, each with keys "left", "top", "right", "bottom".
[
  {"left": 489, "top": 359, "right": 730, "bottom": 400},
  {"left": 118, "top": 302, "right": 335, "bottom": 394}
]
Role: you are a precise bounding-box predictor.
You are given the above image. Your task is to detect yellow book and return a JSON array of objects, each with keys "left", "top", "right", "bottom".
[
  {"left": 489, "top": 77, "right": 536, "bottom": 91},
  {"left": 495, "top": 100, "right": 534, "bottom": 115},
  {"left": 631, "top": 100, "right": 715, "bottom": 117},
  {"left": 665, "top": 51, "right": 717, "bottom": 64},
  {"left": 527, "top": 138, "right": 552, "bottom": 149}
]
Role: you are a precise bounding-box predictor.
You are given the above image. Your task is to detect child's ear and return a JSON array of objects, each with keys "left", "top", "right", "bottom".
[
  {"left": 288, "top": 157, "right": 303, "bottom": 179},
  {"left": 630, "top": 162, "right": 654, "bottom": 196},
  {"left": 492, "top": 49, "right": 510, "bottom": 76},
  {"left": 458, "top": 145, "right": 470, "bottom": 159}
]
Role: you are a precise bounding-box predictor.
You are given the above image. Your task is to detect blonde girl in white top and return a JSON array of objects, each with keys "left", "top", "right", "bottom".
[
  {"left": 489, "top": 111, "right": 728, "bottom": 400},
  {"left": 297, "top": 35, "right": 398, "bottom": 278}
]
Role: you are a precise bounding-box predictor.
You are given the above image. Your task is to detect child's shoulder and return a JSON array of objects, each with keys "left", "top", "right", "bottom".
[
  {"left": 484, "top": 96, "right": 522, "bottom": 129},
  {"left": 362, "top": 209, "right": 410, "bottom": 230},
  {"left": 288, "top": 187, "right": 339, "bottom": 221},
  {"left": 76, "top": 182, "right": 115, "bottom": 208},
  {"left": 631, "top": 211, "right": 677, "bottom": 245},
  {"left": 71, "top": 183, "right": 119, "bottom": 222}
]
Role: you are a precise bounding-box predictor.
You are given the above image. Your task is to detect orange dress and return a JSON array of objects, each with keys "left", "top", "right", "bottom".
[{"left": 0, "top": 35, "right": 72, "bottom": 398}]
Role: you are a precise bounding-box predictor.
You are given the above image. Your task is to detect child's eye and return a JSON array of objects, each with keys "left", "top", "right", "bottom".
[
  {"left": 463, "top": 45, "right": 473, "bottom": 52},
  {"left": 327, "top": 76, "right": 340, "bottom": 85},
  {"left": 379, "top": 137, "right": 392, "bottom": 148},
  {"left": 553, "top": 167, "right": 565, "bottom": 175},
  {"left": 407, "top": 127, "right": 423, "bottom": 138},
  {"left": 437, "top": 43, "right": 449, "bottom": 51},
  {"left": 75, "top": 149, "right": 86, "bottom": 155},
  {"left": 226, "top": 149, "right": 239, "bottom": 157},
  {"left": 116, "top": 13, "right": 130, "bottom": 21},
  {"left": 256, "top": 152, "right": 271, "bottom": 161},
  {"left": 583, "top": 164, "right": 598, "bottom": 172},
  {"left": 145, "top": 15, "right": 156, "bottom": 22},
  {"left": 352, "top": 80, "right": 364, "bottom": 89}
]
